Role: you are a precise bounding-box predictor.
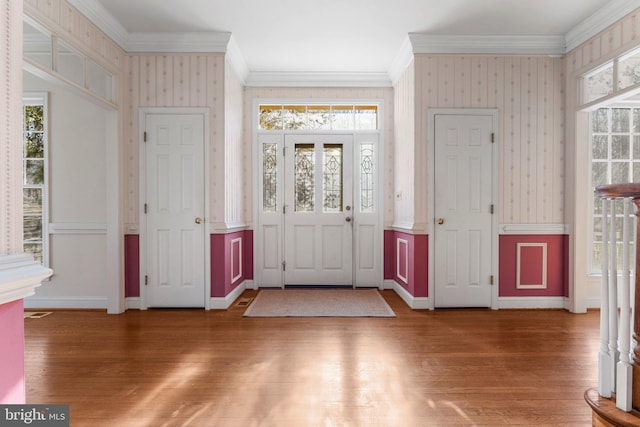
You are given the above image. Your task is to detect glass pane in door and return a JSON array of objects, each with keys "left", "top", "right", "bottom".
[
  {"left": 295, "top": 144, "right": 315, "bottom": 212},
  {"left": 323, "top": 144, "right": 342, "bottom": 212}
]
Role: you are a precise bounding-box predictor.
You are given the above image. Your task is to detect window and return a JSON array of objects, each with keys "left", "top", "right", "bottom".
[
  {"left": 23, "top": 93, "right": 48, "bottom": 265},
  {"left": 590, "top": 107, "right": 640, "bottom": 272},
  {"left": 259, "top": 104, "right": 378, "bottom": 131}
]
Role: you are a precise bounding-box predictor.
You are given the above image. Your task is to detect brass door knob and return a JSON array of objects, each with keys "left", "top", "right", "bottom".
[
  {"left": 195, "top": 217, "right": 203, "bottom": 224},
  {"left": 437, "top": 218, "right": 444, "bottom": 225}
]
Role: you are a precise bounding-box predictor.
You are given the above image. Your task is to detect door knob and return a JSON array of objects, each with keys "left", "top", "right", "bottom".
[
  {"left": 437, "top": 218, "right": 444, "bottom": 225},
  {"left": 195, "top": 217, "right": 203, "bottom": 224},
  {"left": 345, "top": 216, "right": 352, "bottom": 223}
]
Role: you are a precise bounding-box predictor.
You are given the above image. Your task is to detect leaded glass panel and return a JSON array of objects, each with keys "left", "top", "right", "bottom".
[
  {"left": 263, "top": 144, "right": 277, "bottom": 212},
  {"left": 355, "top": 105, "right": 378, "bottom": 130},
  {"left": 360, "top": 143, "right": 374, "bottom": 212},
  {"left": 295, "top": 144, "right": 315, "bottom": 212},
  {"left": 260, "top": 105, "right": 283, "bottom": 130},
  {"left": 332, "top": 106, "right": 354, "bottom": 130},
  {"left": 618, "top": 48, "right": 640, "bottom": 91},
  {"left": 583, "top": 62, "right": 614, "bottom": 104},
  {"left": 307, "top": 105, "right": 331, "bottom": 130},
  {"left": 323, "top": 144, "right": 342, "bottom": 212},
  {"left": 283, "top": 105, "right": 306, "bottom": 130},
  {"left": 259, "top": 104, "right": 378, "bottom": 130}
]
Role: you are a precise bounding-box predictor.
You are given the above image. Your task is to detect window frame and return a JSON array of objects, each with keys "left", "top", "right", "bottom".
[
  {"left": 23, "top": 92, "right": 49, "bottom": 267},
  {"left": 589, "top": 106, "right": 639, "bottom": 274}
]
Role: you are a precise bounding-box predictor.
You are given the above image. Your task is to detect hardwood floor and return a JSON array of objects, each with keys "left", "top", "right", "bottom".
[{"left": 24, "top": 290, "right": 599, "bottom": 426}]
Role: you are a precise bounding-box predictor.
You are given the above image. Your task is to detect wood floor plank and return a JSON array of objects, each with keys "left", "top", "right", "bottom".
[{"left": 24, "top": 290, "right": 600, "bottom": 426}]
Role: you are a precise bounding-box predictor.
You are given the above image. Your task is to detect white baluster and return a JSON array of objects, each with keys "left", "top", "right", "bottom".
[
  {"left": 617, "top": 198, "right": 633, "bottom": 411},
  {"left": 599, "top": 198, "right": 612, "bottom": 398},
  {"left": 609, "top": 198, "right": 620, "bottom": 394}
]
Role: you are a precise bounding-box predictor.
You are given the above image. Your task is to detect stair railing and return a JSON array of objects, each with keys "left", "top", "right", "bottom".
[{"left": 595, "top": 183, "right": 640, "bottom": 412}]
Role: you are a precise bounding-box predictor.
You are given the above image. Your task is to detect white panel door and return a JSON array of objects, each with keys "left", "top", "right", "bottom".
[
  {"left": 284, "top": 135, "right": 353, "bottom": 285},
  {"left": 434, "top": 114, "right": 493, "bottom": 307},
  {"left": 146, "top": 114, "right": 205, "bottom": 307}
]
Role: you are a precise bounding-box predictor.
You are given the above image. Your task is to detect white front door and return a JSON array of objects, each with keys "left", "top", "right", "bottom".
[
  {"left": 145, "top": 114, "right": 206, "bottom": 307},
  {"left": 434, "top": 114, "right": 494, "bottom": 307},
  {"left": 283, "top": 135, "right": 353, "bottom": 286}
]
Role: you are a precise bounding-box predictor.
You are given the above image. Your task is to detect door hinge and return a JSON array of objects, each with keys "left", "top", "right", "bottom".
[
  {"left": 490, "top": 204, "right": 494, "bottom": 214},
  {"left": 282, "top": 261, "right": 286, "bottom": 271},
  {"left": 283, "top": 146, "right": 286, "bottom": 156},
  {"left": 491, "top": 133, "right": 495, "bottom": 143},
  {"left": 283, "top": 204, "right": 287, "bottom": 214},
  {"left": 490, "top": 275, "right": 494, "bottom": 285},
  {"left": 144, "top": 203, "right": 148, "bottom": 214},
  {"left": 144, "top": 131, "right": 147, "bottom": 142},
  {"left": 145, "top": 275, "right": 148, "bottom": 286}
]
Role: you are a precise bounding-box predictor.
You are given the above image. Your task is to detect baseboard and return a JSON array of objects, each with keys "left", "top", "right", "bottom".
[
  {"left": 392, "top": 281, "right": 430, "bottom": 309},
  {"left": 24, "top": 296, "right": 108, "bottom": 309},
  {"left": 125, "top": 297, "right": 140, "bottom": 310},
  {"left": 586, "top": 297, "right": 600, "bottom": 309},
  {"left": 210, "top": 281, "right": 247, "bottom": 309},
  {"left": 383, "top": 280, "right": 395, "bottom": 290},
  {"left": 498, "top": 296, "right": 565, "bottom": 309}
]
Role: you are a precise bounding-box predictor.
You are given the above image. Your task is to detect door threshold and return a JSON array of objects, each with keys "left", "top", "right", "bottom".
[{"left": 284, "top": 284, "right": 353, "bottom": 289}]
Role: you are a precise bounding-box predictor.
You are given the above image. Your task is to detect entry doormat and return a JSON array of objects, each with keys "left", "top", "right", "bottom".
[{"left": 243, "top": 288, "right": 395, "bottom": 317}]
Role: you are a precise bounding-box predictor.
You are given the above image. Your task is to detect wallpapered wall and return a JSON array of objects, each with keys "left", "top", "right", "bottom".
[{"left": 394, "top": 54, "right": 566, "bottom": 229}]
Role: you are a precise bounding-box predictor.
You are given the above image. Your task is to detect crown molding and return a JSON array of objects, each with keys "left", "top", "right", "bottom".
[
  {"left": 226, "top": 35, "right": 249, "bottom": 83},
  {"left": 408, "top": 34, "right": 566, "bottom": 56},
  {"left": 388, "top": 36, "right": 414, "bottom": 86},
  {"left": 244, "top": 71, "right": 392, "bottom": 87},
  {"left": 565, "top": 0, "right": 640, "bottom": 52},
  {"left": 125, "top": 32, "right": 231, "bottom": 53},
  {"left": 67, "top": 0, "right": 128, "bottom": 47}
]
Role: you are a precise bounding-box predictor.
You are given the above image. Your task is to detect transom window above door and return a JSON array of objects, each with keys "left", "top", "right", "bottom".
[{"left": 259, "top": 104, "right": 378, "bottom": 131}]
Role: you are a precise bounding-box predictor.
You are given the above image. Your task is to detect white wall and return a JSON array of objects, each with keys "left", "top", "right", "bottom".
[{"left": 23, "top": 71, "right": 111, "bottom": 308}]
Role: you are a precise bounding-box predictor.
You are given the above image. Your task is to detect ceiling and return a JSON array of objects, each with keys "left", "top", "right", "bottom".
[{"left": 71, "top": 0, "right": 639, "bottom": 84}]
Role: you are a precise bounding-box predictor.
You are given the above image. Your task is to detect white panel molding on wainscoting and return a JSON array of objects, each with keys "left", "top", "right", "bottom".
[
  {"left": 499, "top": 224, "right": 568, "bottom": 235},
  {"left": 516, "top": 243, "right": 548, "bottom": 289},
  {"left": 48, "top": 223, "right": 108, "bottom": 235},
  {"left": 231, "top": 237, "right": 243, "bottom": 284},
  {"left": 0, "top": 254, "right": 53, "bottom": 306},
  {"left": 396, "top": 238, "right": 409, "bottom": 285}
]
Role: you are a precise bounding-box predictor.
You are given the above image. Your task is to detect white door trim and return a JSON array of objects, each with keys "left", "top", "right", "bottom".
[
  {"left": 138, "top": 107, "right": 211, "bottom": 310},
  {"left": 428, "top": 108, "right": 499, "bottom": 310},
  {"left": 251, "top": 98, "right": 384, "bottom": 289}
]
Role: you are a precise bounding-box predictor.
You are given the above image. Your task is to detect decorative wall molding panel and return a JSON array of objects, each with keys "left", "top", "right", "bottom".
[{"left": 516, "top": 243, "right": 548, "bottom": 289}]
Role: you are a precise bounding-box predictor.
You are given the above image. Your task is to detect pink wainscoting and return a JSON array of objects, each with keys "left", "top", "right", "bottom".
[
  {"left": 0, "top": 300, "right": 25, "bottom": 404},
  {"left": 384, "top": 230, "right": 428, "bottom": 297},
  {"left": 499, "top": 235, "right": 568, "bottom": 297},
  {"left": 211, "top": 230, "right": 253, "bottom": 298},
  {"left": 124, "top": 234, "right": 140, "bottom": 298}
]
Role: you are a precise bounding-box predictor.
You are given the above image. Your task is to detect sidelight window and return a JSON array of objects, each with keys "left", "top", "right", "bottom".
[{"left": 23, "top": 93, "right": 48, "bottom": 265}]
